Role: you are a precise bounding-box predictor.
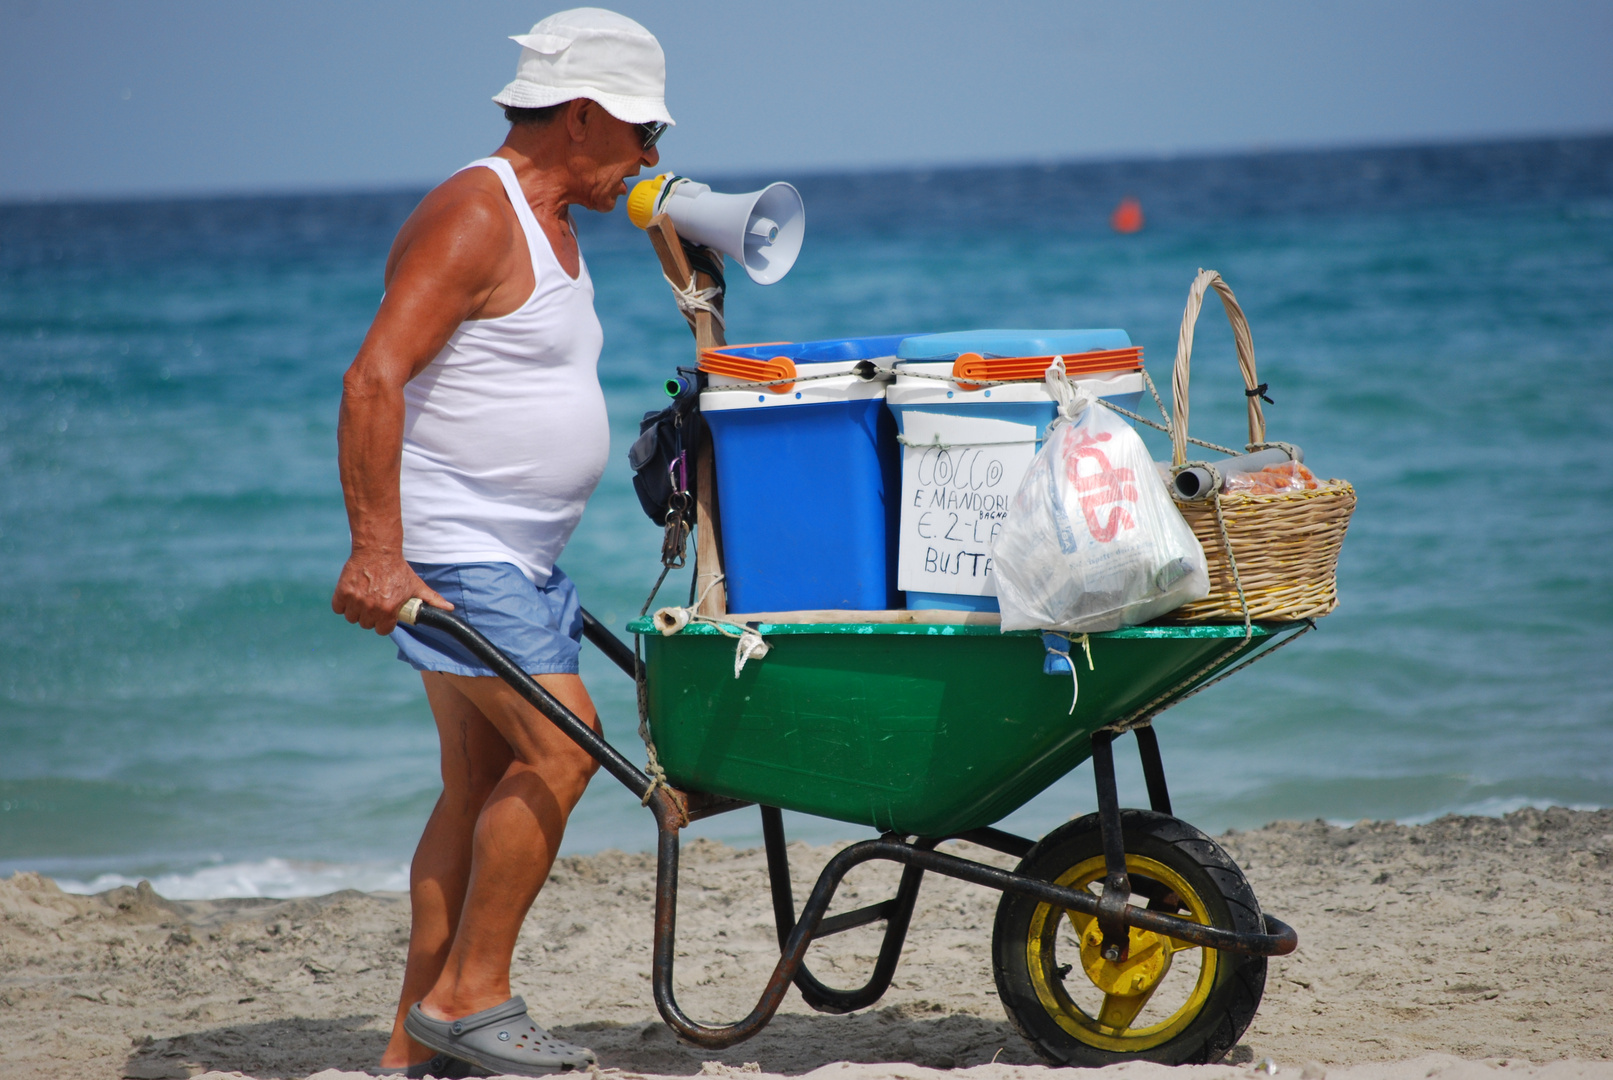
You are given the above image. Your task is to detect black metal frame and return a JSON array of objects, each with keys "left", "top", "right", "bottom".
[{"left": 408, "top": 603, "right": 1298, "bottom": 1050}]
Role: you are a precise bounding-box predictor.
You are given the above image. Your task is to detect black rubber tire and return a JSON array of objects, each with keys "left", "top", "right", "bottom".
[{"left": 991, "top": 809, "right": 1266, "bottom": 1066}]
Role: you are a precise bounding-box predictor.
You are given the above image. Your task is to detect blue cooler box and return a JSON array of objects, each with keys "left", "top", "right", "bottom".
[
  {"left": 886, "top": 329, "right": 1145, "bottom": 613},
  {"left": 701, "top": 336, "right": 910, "bottom": 613}
]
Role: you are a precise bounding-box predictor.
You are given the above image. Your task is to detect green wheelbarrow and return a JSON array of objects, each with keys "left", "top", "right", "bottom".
[{"left": 396, "top": 600, "right": 1307, "bottom": 1067}]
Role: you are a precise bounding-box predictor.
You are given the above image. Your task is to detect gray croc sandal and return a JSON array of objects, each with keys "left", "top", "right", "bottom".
[{"left": 404, "top": 997, "right": 596, "bottom": 1077}]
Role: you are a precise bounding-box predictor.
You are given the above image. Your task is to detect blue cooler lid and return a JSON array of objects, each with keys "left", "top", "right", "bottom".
[
  {"left": 896, "top": 329, "right": 1131, "bottom": 361},
  {"left": 715, "top": 334, "right": 915, "bottom": 362}
]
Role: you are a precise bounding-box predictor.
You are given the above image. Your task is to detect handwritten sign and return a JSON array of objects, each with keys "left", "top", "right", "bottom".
[{"left": 896, "top": 412, "right": 1039, "bottom": 599}]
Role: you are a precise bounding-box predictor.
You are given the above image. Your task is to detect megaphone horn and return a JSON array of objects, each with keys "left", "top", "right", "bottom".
[{"left": 628, "top": 174, "right": 805, "bottom": 285}]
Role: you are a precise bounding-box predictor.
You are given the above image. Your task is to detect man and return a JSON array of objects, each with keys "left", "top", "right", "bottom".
[{"left": 330, "top": 9, "right": 669, "bottom": 1076}]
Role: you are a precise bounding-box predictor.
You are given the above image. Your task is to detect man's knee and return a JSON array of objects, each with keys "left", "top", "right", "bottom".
[
  {"left": 575, "top": 744, "right": 602, "bottom": 784},
  {"left": 489, "top": 756, "right": 594, "bottom": 828},
  {"left": 542, "top": 737, "right": 600, "bottom": 792},
  {"left": 503, "top": 727, "right": 595, "bottom": 781}
]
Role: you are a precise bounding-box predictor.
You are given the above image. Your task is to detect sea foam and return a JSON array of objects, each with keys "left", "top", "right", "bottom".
[{"left": 53, "top": 857, "right": 409, "bottom": 900}]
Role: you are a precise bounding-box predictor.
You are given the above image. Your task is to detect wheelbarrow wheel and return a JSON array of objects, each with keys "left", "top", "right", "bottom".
[{"left": 991, "top": 809, "right": 1266, "bottom": 1066}]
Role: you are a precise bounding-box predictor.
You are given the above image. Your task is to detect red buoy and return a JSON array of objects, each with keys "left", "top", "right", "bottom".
[{"left": 1111, "top": 197, "right": 1144, "bottom": 234}]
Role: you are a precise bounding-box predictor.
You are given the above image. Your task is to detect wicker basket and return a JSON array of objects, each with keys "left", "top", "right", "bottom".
[{"left": 1165, "top": 270, "right": 1356, "bottom": 623}]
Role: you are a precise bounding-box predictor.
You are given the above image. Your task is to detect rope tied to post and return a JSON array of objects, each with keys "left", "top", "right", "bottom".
[
  {"left": 631, "top": 560, "right": 706, "bottom": 806},
  {"left": 647, "top": 576, "right": 771, "bottom": 679},
  {"left": 631, "top": 636, "right": 670, "bottom": 806},
  {"left": 662, "top": 271, "right": 725, "bottom": 331}
]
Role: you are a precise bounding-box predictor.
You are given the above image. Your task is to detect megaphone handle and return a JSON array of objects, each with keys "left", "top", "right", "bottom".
[{"left": 645, "top": 213, "right": 726, "bottom": 350}]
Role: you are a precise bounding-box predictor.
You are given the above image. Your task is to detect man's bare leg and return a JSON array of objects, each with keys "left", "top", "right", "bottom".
[
  {"left": 415, "top": 671, "right": 600, "bottom": 1020},
  {"left": 380, "top": 674, "right": 513, "bottom": 1067},
  {"left": 379, "top": 671, "right": 596, "bottom": 1066}
]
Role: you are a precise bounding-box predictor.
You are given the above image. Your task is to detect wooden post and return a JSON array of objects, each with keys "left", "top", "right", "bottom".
[
  {"left": 644, "top": 215, "right": 727, "bottom": 616},
  {"left": 692, "top": 446, "right": 725, "bottom": 616},
  {"left": 645, "top": 214, "right": 725, "bottom": 352}
]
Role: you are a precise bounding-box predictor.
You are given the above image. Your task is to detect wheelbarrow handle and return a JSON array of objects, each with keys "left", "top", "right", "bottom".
[
  {"left": 397, "top": 599, "right": 641, "bottom": 680},
  {"left": 395, "top": 600, "right": 663, "bottom": 811},
  {"left": 580, "top": 608, "right": 642, "bottom": 679}
]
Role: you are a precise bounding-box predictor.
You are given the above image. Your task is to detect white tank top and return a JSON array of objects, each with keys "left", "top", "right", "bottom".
[{"left": 398, "top": 157, "right": 608, "bottom": 584}]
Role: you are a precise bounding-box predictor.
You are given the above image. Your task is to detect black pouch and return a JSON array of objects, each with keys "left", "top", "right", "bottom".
[{"left": 627, "top": 377, "right": 703, "bottom": 527}]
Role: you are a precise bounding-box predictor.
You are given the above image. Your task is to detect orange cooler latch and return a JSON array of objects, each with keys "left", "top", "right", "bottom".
[
  {"left": 950, "top": 346, "right": 1143, "bottom": 391},
  {"left": 698, "top": 348, "right": 798, "bottom": 394}
]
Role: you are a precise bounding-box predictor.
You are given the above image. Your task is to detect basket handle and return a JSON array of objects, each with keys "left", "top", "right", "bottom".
[{"left": 1170, "top": 269, "right": 1266, "bottom": 467}]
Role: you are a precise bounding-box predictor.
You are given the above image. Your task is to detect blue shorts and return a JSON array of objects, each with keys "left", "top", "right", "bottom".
[{"left": 391, "top": 562, "right": 583, "bottom": 677}]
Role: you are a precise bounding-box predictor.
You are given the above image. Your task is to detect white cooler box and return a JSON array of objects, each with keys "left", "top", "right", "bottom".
[{"left": 885, "top": 331, "right": 1146, "bottom": 612}]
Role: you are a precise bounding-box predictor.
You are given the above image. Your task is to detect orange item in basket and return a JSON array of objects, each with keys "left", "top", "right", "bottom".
[{"left": 1225, "top": 460, "right": 1321, "bottom": 495}]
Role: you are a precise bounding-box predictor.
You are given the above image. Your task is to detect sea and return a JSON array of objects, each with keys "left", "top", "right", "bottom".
[{"left": 3, "top": 135, "right": 1611, "bottom": 900}]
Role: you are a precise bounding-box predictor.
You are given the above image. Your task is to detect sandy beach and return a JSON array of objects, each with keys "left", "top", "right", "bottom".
[{"left": 3, "top": 808, "right": 1609, "bottom": 1080}]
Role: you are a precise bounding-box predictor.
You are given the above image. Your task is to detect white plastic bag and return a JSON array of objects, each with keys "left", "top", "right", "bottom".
[{"left": 992, "top": 364, "right": 1209, "bottom": 632}]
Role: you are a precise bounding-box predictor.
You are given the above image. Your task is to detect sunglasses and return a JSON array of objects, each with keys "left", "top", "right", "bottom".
[{"left": 635, "top": 121, "right": 668, "bottom": 151}]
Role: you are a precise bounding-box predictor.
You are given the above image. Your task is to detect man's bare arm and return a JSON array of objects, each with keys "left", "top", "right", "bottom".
[{"left": 331, "top": 183, "right": 518, "bottom": 635}]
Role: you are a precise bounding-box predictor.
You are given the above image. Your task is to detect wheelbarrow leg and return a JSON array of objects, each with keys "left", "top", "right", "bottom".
[
  {"left": 760, "top": 807, "right": 796, "bottom": 946},
  {"left": 1089, "top": 731, "right": 1134, "bottom": 961},
  {"left": 761, "top": 806, "right": 926, "bottom": 1014},
  {"left": 648, "top": 821, "right": 939, "bottom": 1048},
  {"left": 1134, "top": 724, "right": 1173, "bottom": 816}
]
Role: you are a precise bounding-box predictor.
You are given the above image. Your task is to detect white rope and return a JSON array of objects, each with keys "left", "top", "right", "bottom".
[
  {"left": 1100, "top": 619, "right": 1315, "bottom": 736},
  {"left": 1096, "top": 396, "right": 1239, "bottom": 456},
  {"left": 712, "top": 365, "right": 1029, "bottom": 393},
  {"left": 1140, "top": 364, "right": 1172, "bottom": 427},
  {"left": 896, "top": 432, "right": 1041, "bottom": 449},
  {"left": 635, "top": 577, "right": 761, "bottom": 805},
  {"left": 662, "top": 271, "right": 725, "bottom": 330},
  {"left": 1041, "top": 358, "right": 1096, "bottom": 431},
  {"left": 882, "top": 367, "right": 1025, "bottom": 389},
  {"left": 632, "top": 636, "right": 669, "bottom": 805},
  {"left": 1044, "top": 632, "right": 1094, "bottom": 714},
  {"left": 705, "top": 365, "right": 892, "bottom": 391},
  {"left": 631, "top": 566, "right": 734, "bottom": 805},
  {"left": 650, "top": 575, "right": 772, "bottom": 677},
  {"left": 732, "top": 631, "right": 771, "bottom": 678},
  {"left": 1210, "top": 490, "right": 1254, "bottom": 641}
]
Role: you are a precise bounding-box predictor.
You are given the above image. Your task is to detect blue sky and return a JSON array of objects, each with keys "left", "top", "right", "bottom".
[{"left": 2, "top": 0, "right": 1610, "bottom": 200}]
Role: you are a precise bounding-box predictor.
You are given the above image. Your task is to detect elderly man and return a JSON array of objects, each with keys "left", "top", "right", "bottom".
[{"left": 330, "top": 9, "right": 668, "bottom": 1076}]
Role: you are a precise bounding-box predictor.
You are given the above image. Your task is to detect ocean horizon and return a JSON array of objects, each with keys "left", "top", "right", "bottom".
[{"left": 3, "top": 133, "right": 1611, "bottom": 900}]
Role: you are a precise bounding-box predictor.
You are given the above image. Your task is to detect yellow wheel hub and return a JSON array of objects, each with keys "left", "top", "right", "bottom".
[
  {"left": 1076, "top": 918, "right": 1172, "bottom": 999},
  {"left": 1025, "top": 854, "right": 1219, "bottom": 1053}
]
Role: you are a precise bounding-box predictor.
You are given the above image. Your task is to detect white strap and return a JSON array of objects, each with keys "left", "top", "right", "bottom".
[
  {"left": 1042, "top": 357, "right": 1095, "bottom": 433},
  {"left": 652, "top": 599, "right": 771, "bottom": 678},
  {"left": 462, "top": 157, "right": 550, "bottom": 286},
  {"left": 662, "top": 272, "right": 725, "bottom": 330}
]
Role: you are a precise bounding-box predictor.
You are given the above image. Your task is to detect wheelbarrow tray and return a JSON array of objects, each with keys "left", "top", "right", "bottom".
[{"left": 632, "top": 619, "right": 1295, "bottom": 837}]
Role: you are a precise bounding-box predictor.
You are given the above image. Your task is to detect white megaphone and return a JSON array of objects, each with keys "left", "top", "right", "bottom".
[{"left": 628, "top": 174, "right": 804, "bottom": 285}]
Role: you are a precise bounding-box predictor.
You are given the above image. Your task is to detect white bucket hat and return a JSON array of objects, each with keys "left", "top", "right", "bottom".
[{"left": 493, "top": 7, "right": 674, "bottom": 127}]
